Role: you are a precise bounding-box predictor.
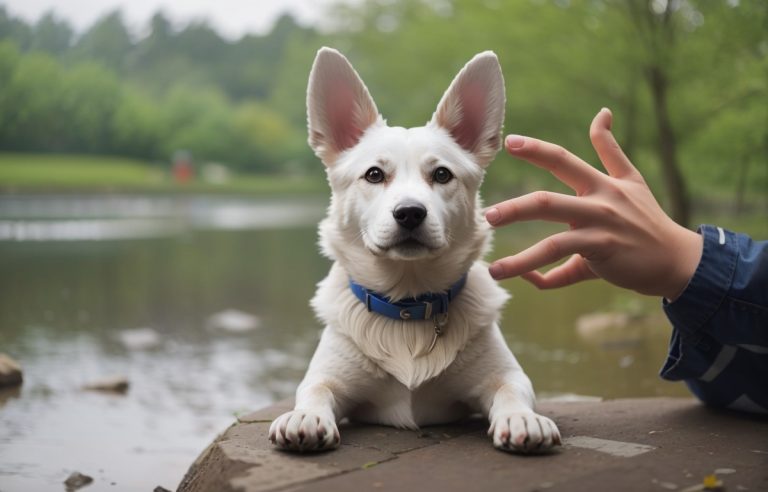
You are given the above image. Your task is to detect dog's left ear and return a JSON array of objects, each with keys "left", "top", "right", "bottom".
[
  {"left": 430, "top": 51, "right": 506, "bottom": 167},
  {"left": 307, "top": 47, "right": 381, "bottom": 166}
]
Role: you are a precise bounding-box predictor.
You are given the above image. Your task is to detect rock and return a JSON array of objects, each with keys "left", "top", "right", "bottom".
[
  {"left": 575, "top": 312, "right": 631, "bottom": 335},
  {"left": 82, "top": 376, "right": 129, "bottom": 394},
  {"left": 0, "top": 387, "right": 21, "bottom": 408},
  {"left": 64, "top": 471, "right": 93, "bottom": 491},
  {"left": 619, "top": 355, "right": 635, "bottom": 368},
  {"left": 178, "top": 398, "right": 768, "bottom": 492},
  {"left": 0, "top": 353, "right": 23, "bottom": 387},
  {"left": 206, "top": 309, "right": 260, "bottom": 334},
  {"left": 118, "top": 328, "right": 161, "bottom": 350},
  {"left": 154, "top": 487, "right": 172, "bottom": 492},
  {"left": 575, "top": 311, "right": 646, "bottom": 349}
]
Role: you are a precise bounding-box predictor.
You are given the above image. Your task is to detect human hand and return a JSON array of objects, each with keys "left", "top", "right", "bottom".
[{"left": 485, "top": 108, "right": 703, "bottom": 301}]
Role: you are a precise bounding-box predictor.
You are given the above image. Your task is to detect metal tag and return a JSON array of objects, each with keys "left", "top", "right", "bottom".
[{"left": 425, "top": 314, "right": 448, "bottom": 355}]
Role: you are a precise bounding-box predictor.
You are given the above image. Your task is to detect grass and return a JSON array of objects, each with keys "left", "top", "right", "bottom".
[{"left": 0, "top": 153, "right": 326, "bottom": 195}]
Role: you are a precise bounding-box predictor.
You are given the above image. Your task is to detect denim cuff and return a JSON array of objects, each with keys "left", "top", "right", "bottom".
[{"left": 662, "top": 225, "right": 738, "bottom": 343}]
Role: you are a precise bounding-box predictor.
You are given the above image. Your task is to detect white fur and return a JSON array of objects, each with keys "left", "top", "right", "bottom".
[{"left": 269, "top": 48, "right": 561, "bottom": 453}]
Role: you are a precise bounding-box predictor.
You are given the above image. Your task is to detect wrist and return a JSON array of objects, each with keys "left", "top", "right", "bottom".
[{"left": 663, "top": 227, "right": 704, "bottom": 301}]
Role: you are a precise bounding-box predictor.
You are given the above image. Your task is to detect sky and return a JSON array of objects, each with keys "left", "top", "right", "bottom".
[{"left": 1, "top": 0, "right": 341, "bottom": 39}]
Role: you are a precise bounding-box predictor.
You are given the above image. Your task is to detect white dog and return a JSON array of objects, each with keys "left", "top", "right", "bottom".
[{"left": 268, "top": 47, "right": 561, "bottom": 454}]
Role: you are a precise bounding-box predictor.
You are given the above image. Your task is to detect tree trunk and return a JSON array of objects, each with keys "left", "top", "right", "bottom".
[
  {"left": 734, "top": 155, "right": 750, "bottom": 215},
  {"left": 646, "top": 64, "right": 690, "bottom": 227},
  {"left": 620, "top": 78, "right": 639, "bottom": 162}
]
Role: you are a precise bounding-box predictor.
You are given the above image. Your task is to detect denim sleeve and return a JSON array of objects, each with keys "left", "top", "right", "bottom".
[{"left": 659, "top": 224, "right": 768, "bottom": 414}]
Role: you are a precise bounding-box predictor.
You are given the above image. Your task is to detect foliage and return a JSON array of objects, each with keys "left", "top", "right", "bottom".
[
  {"left": 0, "top": 2, "right": 765, "bottom": 213},
  {"left": 0, "top": 7, "right": 314, "bottom": 174}
]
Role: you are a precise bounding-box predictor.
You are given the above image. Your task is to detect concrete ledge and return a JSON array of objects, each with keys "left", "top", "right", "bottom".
[{"left": 178, "top": 398, "right": 768, "bottom": 492}]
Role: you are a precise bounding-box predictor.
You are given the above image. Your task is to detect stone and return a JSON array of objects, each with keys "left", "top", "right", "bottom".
[
  {"left": 179, "top": 398, "right": 768, "bottom": 492},
  {"left": 82, "top": 376, "right": 129, "bottom": 394},
  {"left": 0, "top": 353, "right": 23, "bottom": 387},
  {"left": 63, "top": 471, "right": 93, "bottom": 491},
  {"left": 206, "top": 309, "right": 260, "bottom": 334},
  {"left": 118, "top": 327, "right": 161, "bottom": 350},
  {"left": 575, "top": 311, "right": 631, "bottom": 334}
]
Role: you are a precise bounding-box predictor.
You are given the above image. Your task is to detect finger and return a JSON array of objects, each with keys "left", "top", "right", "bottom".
[
  {"left": 489, "top": 230, "right": 593, "bottom": 280},
  {"left": 520, "top": 254, "right": 598, "bottom": 289},
  {"left": 589, "top": 108, "right": 639, "bottom": 179},
  {"left": 505, "top": 134, "right": 604, "bottom": 195},
  {"left": 486, "top": 191, "right": 600, "bottom": 227}
]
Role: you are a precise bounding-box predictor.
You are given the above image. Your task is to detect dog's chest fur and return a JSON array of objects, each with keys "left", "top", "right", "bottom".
[{"left": 312, "top": 262, "right": 509, "bottom": 391}]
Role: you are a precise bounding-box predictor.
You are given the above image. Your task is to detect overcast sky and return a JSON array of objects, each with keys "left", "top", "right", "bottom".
[{"left": 2, "top": 0, "right": 340, "bottom": 39}]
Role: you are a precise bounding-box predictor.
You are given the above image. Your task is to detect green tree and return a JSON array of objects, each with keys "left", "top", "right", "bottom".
[
  {"left": 0, "top": 51, "right": 63, "bottom": 149},
  {"left": 30, "top": 11, "right": 73, "bottom": 56},
  {"left": 231, "top": 101, "right": 308, "bottom": 172},
  {"left": 160, "top": 85, "right": 237, "bottom": 163},
  {"left": 0, "top": 40, "right": 21, "bottom": 142},
  {"left": 111, "top": 87, "right": 164, "bottom": 159},
  {"left": 0, "top": 6, "right": 32, "bottom": 50},
  {"left": 70, "top": 11, "right": 132, "bottom": 71},
  {"left": 59, "top": 62, "right": 121, "bottom": 152}
]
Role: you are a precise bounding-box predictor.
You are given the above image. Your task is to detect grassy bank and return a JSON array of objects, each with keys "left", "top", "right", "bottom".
[{"left": 0, "top": 153, "right": 325, "bottom": 195}]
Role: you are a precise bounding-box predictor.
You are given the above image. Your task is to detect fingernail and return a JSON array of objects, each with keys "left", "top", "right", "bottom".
[
  {"left": 489, "top": 263, "right": 504, "bottom": 279},
  {"left": 485, "top": 207, "right": 500, "bottom": 225},
  {"left": 505, "top": 134, "right": 525, "bottom": 150},
  {"left": 600, "top": 107, "right": 612, "bottom": 129}
]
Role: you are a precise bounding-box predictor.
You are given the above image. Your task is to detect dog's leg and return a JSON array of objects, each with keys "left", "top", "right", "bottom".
[
  {"left": 485, "top": 373, "right": 561, "bottom": 453},
  {"left": 269, "top": 330, "right": 367, "bottom": 452},
  {"left": 460, "top": 327, "right": 561, "bottom": 453},
  {"left": 269, "top": 381, "right": 341, "bottom": 452}
]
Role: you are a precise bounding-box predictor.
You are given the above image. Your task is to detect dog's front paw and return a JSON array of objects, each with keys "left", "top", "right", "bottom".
[
  {"left": 489, "top": 412, "right": 561, "bottom": 453},
  {"left": 268, "top": 410, "right": 340, "bottom": 453}
]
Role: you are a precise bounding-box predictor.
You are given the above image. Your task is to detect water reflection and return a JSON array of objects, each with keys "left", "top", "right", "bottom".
[
  {"left": 0, "top": 194, "right": 325, "bottom": 241},
  {"left": 0, "top": 332, "right": 315, "bottom": 490},
  {"left": 0, "top": 194, "right": 330, "bottom": 490},
  {"left": 0, "top": 194, "right": 689, "bottom": 491}
]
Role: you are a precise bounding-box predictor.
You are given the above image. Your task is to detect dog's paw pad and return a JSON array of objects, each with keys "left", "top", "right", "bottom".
[
  {"left": 269, "top": 410, "right": 339, "bottom": 453},
  {"left": 490, "top": 412, "right": 561, "bottom": 454}
]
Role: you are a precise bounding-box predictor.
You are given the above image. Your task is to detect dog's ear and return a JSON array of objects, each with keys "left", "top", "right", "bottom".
[
  {"left": 430, "top": 51, "right": 506, "bottom": 167},
  {"left": 307, "top": 47, "right": 381, "bottom": 166}
]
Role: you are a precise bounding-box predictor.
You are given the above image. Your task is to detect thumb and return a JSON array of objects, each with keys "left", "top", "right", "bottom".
[{"left": 589, "top": 108, "right": 637, "bottom": 179}]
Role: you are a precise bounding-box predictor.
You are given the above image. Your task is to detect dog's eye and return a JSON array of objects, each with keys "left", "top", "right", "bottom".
[
  {"left": 432, "top": 167, "right": 453, "bottom": 184},
  {"left": 364, "top": 167, "right": 385, "bottom": 184}
]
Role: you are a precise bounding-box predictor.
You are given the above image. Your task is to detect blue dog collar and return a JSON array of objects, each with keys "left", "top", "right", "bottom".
[{"left": 349, "top": 273, "right": 468, "bottom": 321}]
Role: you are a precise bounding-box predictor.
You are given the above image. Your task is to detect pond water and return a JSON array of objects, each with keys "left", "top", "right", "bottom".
[{"left": 0, "top": 193, "right": 688, "bottom": 491}]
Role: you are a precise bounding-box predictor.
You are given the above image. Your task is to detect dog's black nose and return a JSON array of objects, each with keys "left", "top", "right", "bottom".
[{"left": 393, "top": 202, "right": 427, "bottom": 230}]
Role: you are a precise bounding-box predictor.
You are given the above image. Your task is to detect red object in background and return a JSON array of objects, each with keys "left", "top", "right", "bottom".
[{"left": 173, "top": 159, "right": 194, "bottom": 184}]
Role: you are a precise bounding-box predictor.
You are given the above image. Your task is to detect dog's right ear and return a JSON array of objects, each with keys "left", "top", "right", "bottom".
[
  {"left": 430, "top": 51, "right": 506, "bottom": 168},
  {"left": 307, "top": 47, "right": 381, "bottom": 166}
]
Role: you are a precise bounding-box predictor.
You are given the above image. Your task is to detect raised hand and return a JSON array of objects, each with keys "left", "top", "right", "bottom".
[{"left": 485, "top": 108, "right": 703, "bottom": 301}]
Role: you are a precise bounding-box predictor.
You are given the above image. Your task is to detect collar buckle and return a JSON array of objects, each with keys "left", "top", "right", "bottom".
[{"left": 423, "top": 301, "right": 433, "bottom": 320}]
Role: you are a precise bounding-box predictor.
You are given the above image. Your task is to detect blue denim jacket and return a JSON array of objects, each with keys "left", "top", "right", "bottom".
[{"left": 660, "top": 225, "right": 768, "bottom": 414}]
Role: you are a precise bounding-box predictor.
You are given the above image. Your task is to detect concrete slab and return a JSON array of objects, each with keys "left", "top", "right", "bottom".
[{"left": 178, "top": 398, "right": 768, "bottom": 492}]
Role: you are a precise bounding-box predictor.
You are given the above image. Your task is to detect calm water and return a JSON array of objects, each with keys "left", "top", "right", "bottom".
[{"left": 0, "top": 193, "right": 687, "bottom": 491}]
